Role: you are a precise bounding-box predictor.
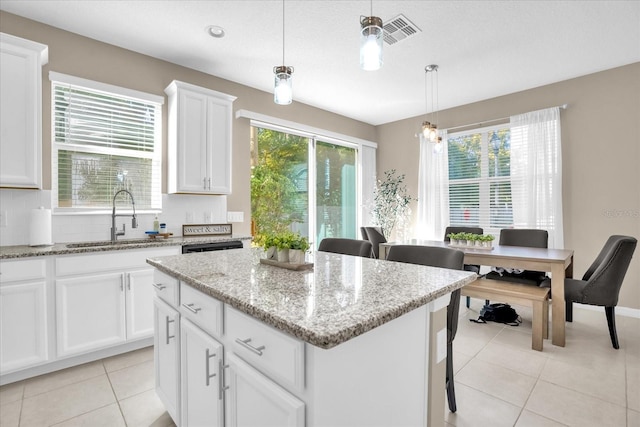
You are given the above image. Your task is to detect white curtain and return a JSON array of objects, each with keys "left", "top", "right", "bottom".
[
  {"left": 510, "top": 107, "right": 564, "bottom": 248},
  {"left": 417, "top": 130, "right": 450, "bottom": 240},
  {"left": 360, "top": 144, "right": 377, "bottom": 228}
]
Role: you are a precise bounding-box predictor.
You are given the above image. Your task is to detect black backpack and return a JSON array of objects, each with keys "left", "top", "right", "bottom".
[{"left": 471, "top": 303, "right": 522, "bottom": 326}]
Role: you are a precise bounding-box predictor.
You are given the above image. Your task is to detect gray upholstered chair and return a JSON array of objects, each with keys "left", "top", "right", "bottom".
[
  {"left": 444, "top": 226, "right": 483, "bottom": 308},
  {"left": 565, "top": 235, "right": 637, "bottom": 349},
  {"left": 360, "top": 227, "right": 369, "bottom": 240},
  {"left": 386, "top": 245, "right": 465, "bottom": 413},
  {"left": 485, "top": 229, "right": 550, "bottom": 286},
  {"left": 362, "top": 227, "right": 387, "bottom": 259},
  {"left": 317, "top": 238, "right": 373, "bottom": 258}
]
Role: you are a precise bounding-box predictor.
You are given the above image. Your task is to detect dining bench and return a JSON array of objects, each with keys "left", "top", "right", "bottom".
[{"left": 462, "top": 278, "right": 550, "bottom": 351}]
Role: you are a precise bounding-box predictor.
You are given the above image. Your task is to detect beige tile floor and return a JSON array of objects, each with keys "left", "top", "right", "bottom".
[{"left": 1, "top": 303, "right": 638, "bottom": 427}]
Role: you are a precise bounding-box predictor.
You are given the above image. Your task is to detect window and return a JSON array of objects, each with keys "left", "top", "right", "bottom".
[
  {"left": 447, "top": 125, "right": 512, "bottom": 231},
  {"left": 50, "top": 72, "right": 163, "bottom": 211}
]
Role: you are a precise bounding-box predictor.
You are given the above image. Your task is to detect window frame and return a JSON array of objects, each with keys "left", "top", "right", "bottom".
[{"left": 49, "top": 72, "right": 164, "bottom": 214}]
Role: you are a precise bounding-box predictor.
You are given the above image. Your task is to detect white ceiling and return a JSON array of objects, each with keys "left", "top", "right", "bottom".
[{"left": 2, "top": 1, "right": 639, "bottom": 125}]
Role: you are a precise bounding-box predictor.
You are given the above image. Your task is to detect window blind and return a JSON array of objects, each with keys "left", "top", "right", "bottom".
[{"left": 50, "top": 73, "right": 162, "bottom": 211}]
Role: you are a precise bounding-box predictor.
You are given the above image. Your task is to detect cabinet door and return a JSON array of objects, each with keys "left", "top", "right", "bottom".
[
  {"left": 126, "top": 269, "right": 155, "bottom": 340},
  {"left": 225, "top": 352, "right": 305, "bottom": 427},
  {"left": 180, "top": 319, "right": 224, "bottom": 427},
  {"left": 0, "top": 281, "right": 48, "bottom": 372},
  {"left": 176, "top": 89, "right": 209, "bottom": 193},
  {"left": 206, "top": 96, "right": 232, "bottom": 194},
  {"left": 56, "top": 273, "right": 126, "bottom": 357},
  {"left": 154, "top": 297, "right": 180, "bottom": 423},
  {"left": 0, "top": 34, "right": 47, "bottom": 188}
]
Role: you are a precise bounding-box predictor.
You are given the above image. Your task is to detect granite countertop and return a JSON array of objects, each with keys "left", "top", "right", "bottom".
[
  {"left": 147, "top": 247, "right": 477, "bottom": 349},
  {"left": 0, "top": 235, "right": 252, "bottom": 259}
]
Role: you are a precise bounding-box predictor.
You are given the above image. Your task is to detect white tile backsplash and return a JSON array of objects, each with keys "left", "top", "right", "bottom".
[{"left": 0, "top": 189, "right": 228, "bottom": 246}]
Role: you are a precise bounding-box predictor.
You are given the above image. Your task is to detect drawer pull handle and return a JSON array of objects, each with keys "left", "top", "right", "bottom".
[
  {"left": 219, "top": 360, "right": 229, "bottom": 399},
  {"left": 165, "top": 317, "right": 175, "bottom": 345},
  {"left": 182, "top": 303, "right": 202, "bottom": 314},
  {"left": 152, "top": 283, "right": 166, "bottom": 290},
  {"left": 235, "top": 338, "right": 265, "bottom": 356},
  {"left": 205, "top": 348, "right": 216, "bottom": 386}
]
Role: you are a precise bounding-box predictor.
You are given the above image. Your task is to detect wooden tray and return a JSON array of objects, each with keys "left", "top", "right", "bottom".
[
  {"left": 148, "top": 233, "right": 173, "bottom": 239},
  {"left": 259, "top": 258, "right": 314, "bottom": 271}
]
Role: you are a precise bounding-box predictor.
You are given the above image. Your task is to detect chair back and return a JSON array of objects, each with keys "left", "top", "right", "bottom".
[
  {"left": 581, "top": 235, "right": 637, "bottom": 306},
  {"left": 317, "top": 238, "right": 373, "bottom": 258},
  {"left": 363, "top": 227, "right": 387, "bottom": 258},
  {"left": 386, "top": 245, "right": 465, "bottom": 343},
  {"left": 444, "top": 226, "right": 483, "bottom": 242},
  {"left": 360, "top": 227, "right": 369, "bottom": 240},
  {"left": 499, "top": 229, "right": 548, "bottom": 248}
]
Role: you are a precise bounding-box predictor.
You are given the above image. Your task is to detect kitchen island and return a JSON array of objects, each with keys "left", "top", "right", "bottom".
[{"left": 147, "top": 247, "right": 476, "bottom": 427}]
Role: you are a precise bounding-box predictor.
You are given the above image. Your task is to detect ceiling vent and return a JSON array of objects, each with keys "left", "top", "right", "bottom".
[{"left": 383, "top": 14, "right": 421, "bottom": 45}]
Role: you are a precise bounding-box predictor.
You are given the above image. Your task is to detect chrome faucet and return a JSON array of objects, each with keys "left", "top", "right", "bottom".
[{"left": 111, "top": 190, "right": 138, "bottom": 242}]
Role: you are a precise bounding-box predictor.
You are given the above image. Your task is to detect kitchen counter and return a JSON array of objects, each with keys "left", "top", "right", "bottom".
[
  {"left": 0, "top": 235, "right": 252, "bottom": 259},
  {"left": 147, "top": 247, "right": 477, "bottom": 349}
]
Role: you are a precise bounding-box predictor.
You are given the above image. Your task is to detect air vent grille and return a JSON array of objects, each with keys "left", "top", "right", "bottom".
[{"left": 383, "top": 14, "right": 421, "bottom": 45}]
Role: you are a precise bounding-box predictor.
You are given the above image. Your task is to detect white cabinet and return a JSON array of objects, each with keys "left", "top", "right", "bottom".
[
  {"left": 55, "top": 248, "right": 178, "bottom": 358},
  {"left": 180, "top": 318, "right": 224, "bottom": 427},
  {"left": 154, "top": 296, "right": 180, "bottom": 423},
  {"left": 0, "top": 258, "right": 49, "bottom": 372},
  {"left": 165, "top": 80, "right": 236, "bottom": 194},
  {"left": 0, "top": 33, "right": 48, "bottom": 188},
  {"left": 225, "top": 352, "right": 305, "bottom": 427}
]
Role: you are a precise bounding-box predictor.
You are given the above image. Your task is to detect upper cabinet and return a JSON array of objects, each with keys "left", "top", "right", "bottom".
[
  {"left": 0, "top": 33, "right": 48, "bottom": 189},
  {"left": 165, "top": 80, "right": 236, "bottom": 195}
]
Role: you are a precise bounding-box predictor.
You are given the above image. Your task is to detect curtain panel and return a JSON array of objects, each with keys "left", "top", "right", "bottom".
[{"left": 417, "top": 130, "right": 450, "bottom": 240}]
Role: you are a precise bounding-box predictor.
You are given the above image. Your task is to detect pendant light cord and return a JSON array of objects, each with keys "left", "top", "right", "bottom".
[{"left": 282, "top": 0, "right": 285, "bottom": 65}]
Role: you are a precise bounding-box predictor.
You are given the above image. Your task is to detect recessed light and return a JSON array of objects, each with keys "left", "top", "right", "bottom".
[{"left": 205, "top": 25, "right": 225, "bottom": 38}]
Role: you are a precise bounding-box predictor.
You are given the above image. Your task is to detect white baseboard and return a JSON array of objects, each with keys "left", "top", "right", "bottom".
[{"left": 575, "top": 304, "right": 640, "bottom": 319}]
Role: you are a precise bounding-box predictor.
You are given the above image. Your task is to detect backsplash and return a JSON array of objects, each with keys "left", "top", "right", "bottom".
[{"left": 0, "top": 189, "right": 228, "bottom": 246}]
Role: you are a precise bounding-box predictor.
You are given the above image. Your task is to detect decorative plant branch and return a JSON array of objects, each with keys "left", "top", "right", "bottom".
[{"left": 371, "top": 169, "right": 415, "bottom": 239}]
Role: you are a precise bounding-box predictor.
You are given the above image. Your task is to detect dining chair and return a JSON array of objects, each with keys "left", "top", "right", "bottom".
[
  {"left": 485, "top": 228, "right": 551, "bottom": 287},
  {"left": 386, "top": 245, "right": 464, "bottom": 413},
  {"left": 362, "top": 227, "right": 387, "bottom": 259},
  {"left": 565, "top": 235, "right": 637, "bottom": 349},
  {"left": 444, "top": 226, "right": 483, "bottom": 308},
  {"left": 317, "top": 238, "right": 373, "bottom": 258}
]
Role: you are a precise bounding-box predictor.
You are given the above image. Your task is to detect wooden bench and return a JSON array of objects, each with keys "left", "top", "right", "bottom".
[{"left": 461, "top": 278, "right": 550, "bottom": 351}]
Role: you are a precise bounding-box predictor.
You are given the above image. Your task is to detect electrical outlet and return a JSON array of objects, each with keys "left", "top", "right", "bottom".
[
  {"left": 0, "top": 210, "right": 7, "bottom": 227},
  {"left": 227, "top": 211, "right": 244, "bottom": 223}
]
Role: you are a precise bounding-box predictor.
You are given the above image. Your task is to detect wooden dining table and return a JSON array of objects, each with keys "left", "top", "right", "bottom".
[{"left": 380, "top": 240, "right": 575, "bottom": 347}]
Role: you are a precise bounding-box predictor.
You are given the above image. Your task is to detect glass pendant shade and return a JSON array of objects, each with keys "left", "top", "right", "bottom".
[
  {"left": 274, "top": 66, "right": 293, "bottom": 105},
  {"left": 360, "top": 16, "right": 383, "bottom": 71}
]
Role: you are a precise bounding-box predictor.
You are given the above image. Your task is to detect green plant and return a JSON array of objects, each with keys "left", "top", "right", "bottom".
[
  {"left": 289, "top": 234, "right": 310, "bottom": 252},
  {"left": 372, "top": 169, "right": 415, "bottom": 239},
  {"left": 478, "top": 234, "right": 495, "bottom": 242},
  {"left": 261, "top": 233, "right": 278, "bottom": 251}
]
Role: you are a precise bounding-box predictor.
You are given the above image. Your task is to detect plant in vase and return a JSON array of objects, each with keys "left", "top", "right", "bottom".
[
  {"left": 478, "top": 234, "right": 495, "bottom": 248},
  {"left": 273, "top": 232, "right": 293, "bottom": 262},
  {"left": 289, "top": 234, "right": 310, "bottom": 264},
  {"left": 262, "top": 233, "right": 278, "bottom": 259}
]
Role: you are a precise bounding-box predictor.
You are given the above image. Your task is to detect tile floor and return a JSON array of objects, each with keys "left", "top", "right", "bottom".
[{"left": 1, "top": 303, "right": 638, "bottom": 427}]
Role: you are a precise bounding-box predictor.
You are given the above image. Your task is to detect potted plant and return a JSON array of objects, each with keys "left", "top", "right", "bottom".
[
  {"left": 478, "top": 234, "right": 495, "bottom": 248},
  {"left": 289, "top": 233, "right": 310, "bottom": 264},
  {"left": 371, "top": 169, "right": 415, "bottom": 240},
  {"left": 274, "top": 232, "right": 293, "bottom": 262},
  {"left": 262, "top": 233, "right": 277, "bottom": 259}
]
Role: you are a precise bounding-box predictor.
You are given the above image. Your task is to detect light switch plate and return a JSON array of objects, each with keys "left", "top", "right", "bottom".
[{"left": 227, "top": 211, "right": 244, "bottom": 223}]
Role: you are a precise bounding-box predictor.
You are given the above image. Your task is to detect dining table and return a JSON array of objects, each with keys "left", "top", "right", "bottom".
[{"left": 380, "top": 240, "right": 575, "bottom": 347}]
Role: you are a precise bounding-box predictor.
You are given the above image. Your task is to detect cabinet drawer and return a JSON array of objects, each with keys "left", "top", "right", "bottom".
[
  {"left": 226, "top": 306, "right": 304, "bottom": 392},
  {"left": 153, "top": 270, "right": 179, "bottom": 308},
  {"left": 56, "top": 247, "right": 179, "bottom": 276},
  {"left": 180, "top": 283, "right": 223, "bottom": 339},
  {"left": 1, "top": 258, "right": 47, "bottom": 282}
]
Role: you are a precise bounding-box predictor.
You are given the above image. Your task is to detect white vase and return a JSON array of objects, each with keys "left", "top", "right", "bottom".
[
  {"left": 289, "top": 249, "right": 305, "bottom": 264},
  {"left": 277, "top": 248, "right": 289, "bottom": 262},
  {"left": 265, "top": 246, "right": 277, "bottom": 260}
]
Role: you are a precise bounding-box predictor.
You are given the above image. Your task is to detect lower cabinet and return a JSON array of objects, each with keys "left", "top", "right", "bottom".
[
  {"left": 180, "top": 318, "right": 224, "bottom": 427},
  {"left": 225, "top": 352, "right": 305, "bottom": 427},
  {"left": 154, "top": 297, "right": 180, "bottom": 423}
]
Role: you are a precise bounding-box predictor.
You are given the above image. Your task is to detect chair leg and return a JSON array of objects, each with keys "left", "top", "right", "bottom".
[
  {"left": 485, "top": 299, "right": 490, "bottom": 306},
  {"left": 446, "top": 341, "right": 456, "bottom": 413},
  {"left": 465, "top": 296, "right": 470, "bottom": 308},
  {"left": 566, "top": 300, "right": 573, "bottom": 322},
  {"left": 605, "top": 306, "right": 619, "bottom": 349}
]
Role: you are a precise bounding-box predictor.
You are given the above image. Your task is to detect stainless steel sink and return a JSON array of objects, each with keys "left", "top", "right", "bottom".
[{"left": 66, "top": 239, "right": 152, "bottom": 248}]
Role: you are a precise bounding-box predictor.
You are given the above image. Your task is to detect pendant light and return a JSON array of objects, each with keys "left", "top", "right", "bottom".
[
  {"left": 274, "top": 0, "right": 293, "bottom": 104},
  {"left": 420, "top": 64, "right": 441, "bottom": 146},
  {"left": 360, "top": 1, "right": 383, "bottom": 71}
]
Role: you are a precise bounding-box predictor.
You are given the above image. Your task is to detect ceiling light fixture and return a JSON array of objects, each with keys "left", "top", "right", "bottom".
[
  {"left": 205, "top": 25, "right": 225, "bottom": 38},
  {"left": 360, "top": 0, "right": 383, "bottom": 71},
  {"left": 420, "top": 64, "right": 441, "bottom": 148},
  {"left": 273, "top": 0, "right": 293, "bottom": 105}
]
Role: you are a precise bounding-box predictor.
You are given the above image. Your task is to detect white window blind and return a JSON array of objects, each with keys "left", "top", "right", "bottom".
[
  {"left": 50, "top": 72, "right": 163, "bottom": 211},
  {"left": 447, "top": 125, "right": 512, "bottom": 233}
]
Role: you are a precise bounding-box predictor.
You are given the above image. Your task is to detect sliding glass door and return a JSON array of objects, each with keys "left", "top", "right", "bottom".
[{"left": 250, "top": 126, "right": 357, "bottom": 247}]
